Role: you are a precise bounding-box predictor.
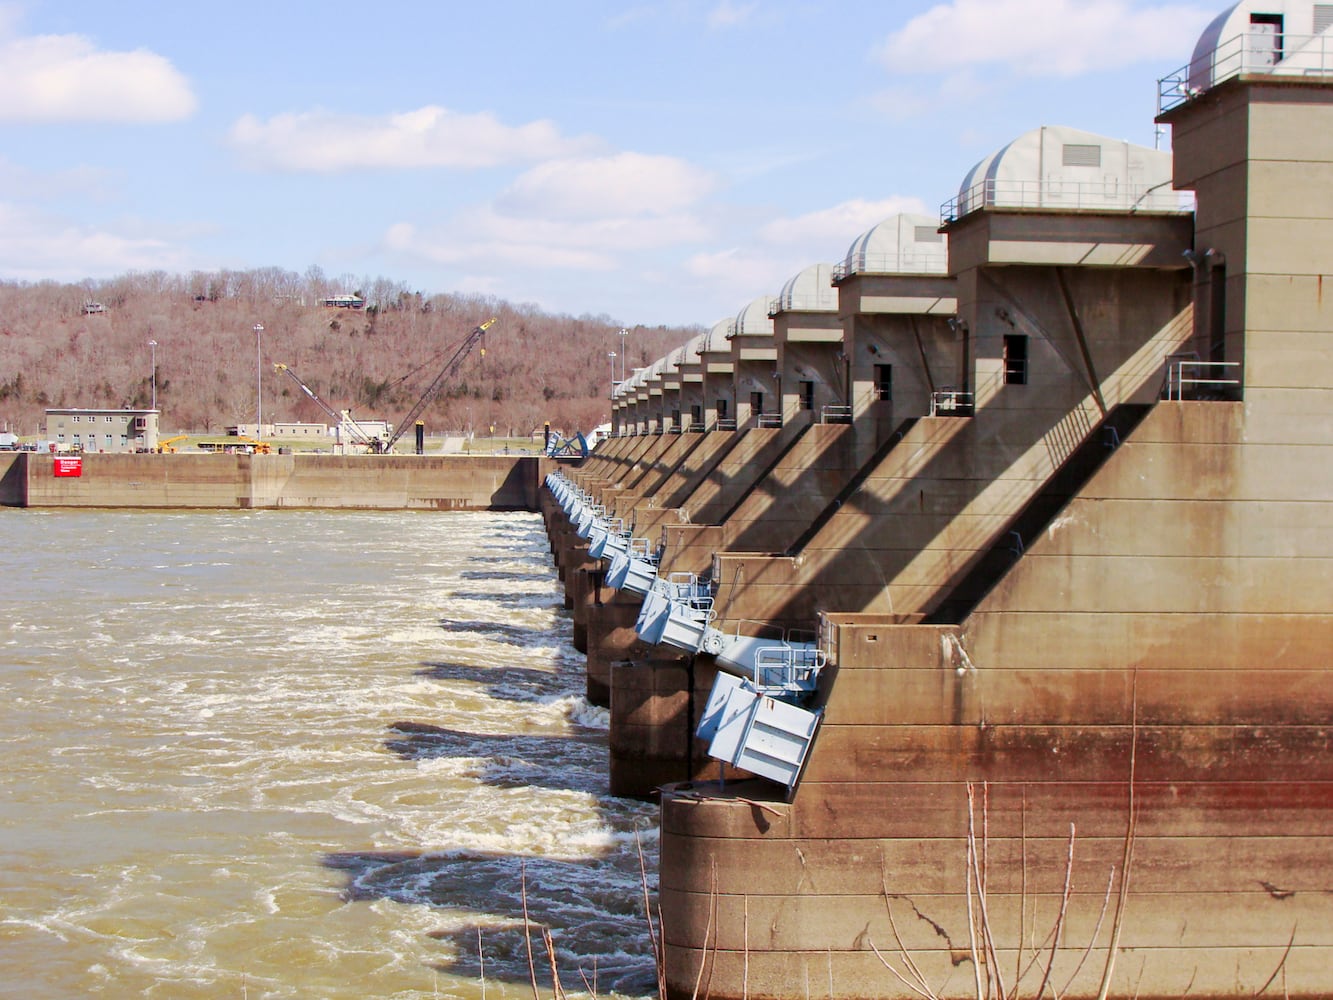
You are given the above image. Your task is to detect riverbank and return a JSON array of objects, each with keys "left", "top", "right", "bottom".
[{"left": 0, "top": 452, "right": 543, "bottom": 510}]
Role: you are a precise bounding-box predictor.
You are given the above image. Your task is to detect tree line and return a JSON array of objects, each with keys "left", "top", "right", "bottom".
[{"left": 0, "top": 268, "right": 698, "bottom": 439}]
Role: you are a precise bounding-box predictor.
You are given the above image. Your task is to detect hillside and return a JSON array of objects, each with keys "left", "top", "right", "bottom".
[{"left": 0, "top": 269, "right": 699, "bottom": 439}]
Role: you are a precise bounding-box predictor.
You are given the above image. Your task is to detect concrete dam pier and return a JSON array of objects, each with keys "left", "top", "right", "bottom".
[{"left": 542, "top": 13, "right": 1333, "bottom": 999}]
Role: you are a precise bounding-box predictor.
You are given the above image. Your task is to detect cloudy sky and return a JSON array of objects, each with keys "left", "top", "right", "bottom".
[{"left": 0, "top": 0, "right": 1220, "bottom": 326}]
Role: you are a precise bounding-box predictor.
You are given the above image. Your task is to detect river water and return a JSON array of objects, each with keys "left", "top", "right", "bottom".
[{"left": 0, "top": 509, "right": 658, "bottom": 999}]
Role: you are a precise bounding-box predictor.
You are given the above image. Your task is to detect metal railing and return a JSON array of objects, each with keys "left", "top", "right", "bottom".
[
  {"left": 768, "top": 290, "right": 838, "bottom": 315},
  {"left": 1159, "top": 31, "right": 1333, "bottom": 114},
  {"left": 941, "top": 178, "right": 1191, "bottom": 224},
  {"left": 930, "top": 390, "right": 975, "bottom": 416},
  {"left": 1161, "top": 356, "right": 1243, "bottom": 400},
  {"left": 715, "top": 417, "right": 737, "bottom": 431},
  {"left": 831, "top": 248, "right": 950, "bottom": 281},
  {"left": 820, "top": 404, "right": 853, "bottom": 424},
  {"left": 756, "top": 412, "right": 783, "bottom": 428}
]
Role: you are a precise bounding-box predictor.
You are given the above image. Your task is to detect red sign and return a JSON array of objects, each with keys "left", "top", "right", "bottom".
[{"left": 54, "top": 456, "right": 83, "bottom": 478}]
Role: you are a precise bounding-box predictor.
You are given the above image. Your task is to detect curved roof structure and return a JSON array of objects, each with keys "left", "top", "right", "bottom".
[
  {"left": 947, "top": 125, "right": 1181, "bottom": 220},
  {"left": 774, "top": 263, "right": 837, "bottom": 312},
  {"left": 836, "top": 213, "right": 947, "bottom": 279},
  {"left": 728, "top": 296, "right": 776, "bottom": 340},
  {"left": 697, "top": 318, "right": 733, "bottom": 356},
  {"left": 1182, "top": 2, "right": 1333, "bottom": 93}
]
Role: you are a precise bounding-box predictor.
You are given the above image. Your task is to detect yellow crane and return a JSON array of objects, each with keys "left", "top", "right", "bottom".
[{"left": 155, "top": 434, "right": 189, "bottom": 453}]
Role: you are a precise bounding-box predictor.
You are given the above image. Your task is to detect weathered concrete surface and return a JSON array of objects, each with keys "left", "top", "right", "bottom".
[{"left": 9, "top": 453, "right": 540, "bottom": 510}]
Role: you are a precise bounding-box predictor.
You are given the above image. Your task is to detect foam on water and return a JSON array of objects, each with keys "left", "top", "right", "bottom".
[{"left": 0, "top": 509, "right": 656, "bottom": 999}]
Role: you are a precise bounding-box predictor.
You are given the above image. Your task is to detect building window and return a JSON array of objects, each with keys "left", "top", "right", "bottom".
[
  {"left": 72, "top": 415, "right": 81, "bottom": 422},
  {"left": 715, "top": 399, "right": 728, "bottom": 420},
  {"left": 671, "top": 408, "right": 681, "bottom": 429},
  {"left": 750, "top": 391, "right": 764, "bottom": 415},
  {"left": 120, "top": 436, "right": 128, "bottom": 447},
  {"left": 875, "top": 364, "right": 893, "bottom": 401},
  {"left": 57, "top": 434, "right": 65, "bottom": 443},
  {"left": 691, "top": 403, "right": 703, "bottom": 424},
  {"left": 105, "top": 416, "right": 113, "bottom": 423},
  {"left": 799, "top": 380, "right": 815, "bottom": 411},
  {"left": 1004, "top": 335, "right": 1029, "bottom": 385}
]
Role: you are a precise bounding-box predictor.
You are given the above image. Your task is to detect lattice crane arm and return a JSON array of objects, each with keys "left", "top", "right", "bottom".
[{"left": 382, "top": 316, "right": 496, "bottom": 453}]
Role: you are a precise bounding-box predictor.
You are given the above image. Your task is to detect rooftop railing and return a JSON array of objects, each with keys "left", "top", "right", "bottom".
[
  {"left": 941, "top": 178, "right": 1192, "bottom": 225},
  {"left": 831, "top": 248, "right": 950, "bottom": 282},
  {"left": 768, "top": 290, "right": 838, "bottom": 315},
  {"left": 1159, "top": 31, "right": 1333, "bottom": 114}
]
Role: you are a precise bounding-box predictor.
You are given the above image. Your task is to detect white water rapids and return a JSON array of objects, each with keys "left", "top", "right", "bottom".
[{"left": 0, "top": 509, "right": 657, "bottom": 999}]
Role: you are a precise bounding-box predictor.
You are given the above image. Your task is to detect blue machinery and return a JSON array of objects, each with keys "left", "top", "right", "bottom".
[
  {"left": 544, "top": 430, "right": 590, "bottom": 460},
  {"left": 546, "top": 469, "right": 824, "bottom": 794}
]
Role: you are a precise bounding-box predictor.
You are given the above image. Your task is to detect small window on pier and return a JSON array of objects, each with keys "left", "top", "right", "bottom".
[
  {"left": 799, "top": 380, "right": 815, "bottom": 411},
  {"left": 875, "top": 364, "right": 893, "bottom": 401},
  {"left": 1004, "top": 335, "right": 1028, "bottom": 385}
]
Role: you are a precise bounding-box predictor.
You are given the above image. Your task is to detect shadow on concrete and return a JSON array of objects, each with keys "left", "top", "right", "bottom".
[{"left": 321, "top": 848, "right": 657, "bottom": 995}]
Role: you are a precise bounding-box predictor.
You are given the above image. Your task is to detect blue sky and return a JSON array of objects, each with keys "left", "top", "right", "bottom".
[{"left": 0, "top": 0, "right": 1220, "bottom": 326}]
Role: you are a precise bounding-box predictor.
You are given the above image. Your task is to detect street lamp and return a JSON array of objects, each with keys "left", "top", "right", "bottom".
[
  {"left": 609, "top": 352, "right": 617, "bottom": 398},
  {"left": 253, "top": 324, "right": 264, "bottom": 434},
  {"left": 618, "top": 328, "right": 628, "bottom": 383},
  {"left": 147, "top": 339, "right": 157, "bottom": 410}
]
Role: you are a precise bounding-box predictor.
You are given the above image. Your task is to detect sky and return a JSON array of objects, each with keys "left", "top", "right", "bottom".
[{"left": 0, "top": 0, "right": 1224, "bottom": 327}]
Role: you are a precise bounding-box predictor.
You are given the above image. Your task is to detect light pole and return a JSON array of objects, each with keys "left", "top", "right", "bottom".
[
  {"left": 147, "top": 339, "right": 157, "bottom": 410},
  {"left": 609, "top": 352, "right": 617, "bottom": 398},
  {"left": 618, "top": 328, "right": 628, "bottom": 383},
  {"left": 253, "top": 324, "right": 264, "bottom": 434}
]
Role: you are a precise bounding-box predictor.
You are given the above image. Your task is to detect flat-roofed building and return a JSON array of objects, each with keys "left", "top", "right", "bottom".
[{"left": 44, "top": 408, "right": 159, "bottom": 453}]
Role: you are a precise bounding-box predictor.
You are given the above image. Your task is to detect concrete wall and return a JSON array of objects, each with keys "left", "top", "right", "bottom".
[{"left": 9, "top": 453, "right": 539, "bottom": 510}]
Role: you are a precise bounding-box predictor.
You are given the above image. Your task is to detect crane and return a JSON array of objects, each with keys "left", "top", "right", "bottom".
[
  {"left": 380, "top": 316, "right": 497, "bottom": 454},
  {"left": 273, "top": 363, "right": 382, "bottom": 452}
]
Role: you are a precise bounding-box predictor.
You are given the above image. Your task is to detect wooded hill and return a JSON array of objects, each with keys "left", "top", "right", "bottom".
[{"left": 0, "top": 269, "right": 700, "bottom": 439}]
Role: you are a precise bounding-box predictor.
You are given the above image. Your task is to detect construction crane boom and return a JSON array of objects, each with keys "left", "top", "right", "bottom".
[
  {"left": 273, "top": 363, "right": 381, "bottom": 450},
  {"left": 382, "top": 316, "right": 496, "bottom": 453}
]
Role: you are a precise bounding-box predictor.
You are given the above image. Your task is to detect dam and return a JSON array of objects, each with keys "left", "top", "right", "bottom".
[{"left": 542, "top": 7, "right": 1333, "bottom": 999}]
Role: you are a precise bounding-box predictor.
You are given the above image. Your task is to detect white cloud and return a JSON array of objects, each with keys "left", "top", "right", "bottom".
[
  {"left": 759, "top": 196, "right": 930, "bottom": 246},
  {"left": 384, "top": 150, "right": 718, "bottom": 275},
  {"left": 683, "top": 247, "right": 798, "bottom": 299},
  {"left": 878, "top": 0, "right": 1215, "bottom": 77},
  {"left": 0, "top": 18, "right": 195, "bottom": 122},
  {"left": 707, "top": 0, "right": 759, "bottom": 29},
  {"left": 0, "top": 202, "right": 183, "bottom": 278},
  {"left": 228, "top": 105, "right": 598, "bottom": 172},
  {"left": 495, "top": 152, "right": 717, "bottom": 220}
]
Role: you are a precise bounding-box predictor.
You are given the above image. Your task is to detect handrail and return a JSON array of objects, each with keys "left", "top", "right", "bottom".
[
  {"left": 820, "top": 404, "right": 853, "bottom": 424},
  {"left": 1161, "top": 358, "right": 1243, "bottom": 401},
  {"left": 1159, "top": 31, "right": 1333, "bottom": 114},
  {"left": 831, "top": 248, "right": 950, "bottom": 281},
  {"left": 941, "top": 178, "right": 1191, "bottom": 225},
  {"left": 930, "top": 390, "right": 975, "bottom": 416},
  {"left": 715, "top": 418, "right": 738, "bottom": 431},
  {"left": 756, "top": 412, "right": 783, "bottom": 428}
]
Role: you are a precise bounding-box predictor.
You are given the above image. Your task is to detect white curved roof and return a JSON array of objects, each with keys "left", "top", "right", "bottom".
[
  {"left": 728, "top": 296, "right": 775, "bottom": 339},
  {"left": 697, "top": 318, "right": 732, "bottom": 355},
  {"left": 838, "top": 214, "right": 947, "bottom": 277},
  {"left": 775, "top": 263, "right": 837, "bottom": 312},
  {"left": 952, "top": 125, "right": 1180, "bottom": 217},
  {"left": 1186, "top": 2, "right": 1333, "bottom": 91}
]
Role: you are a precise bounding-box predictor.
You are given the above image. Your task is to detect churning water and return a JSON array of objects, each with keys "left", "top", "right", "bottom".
[{"left": 0, "top": 509, "right": 657, "bottom": 999}]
